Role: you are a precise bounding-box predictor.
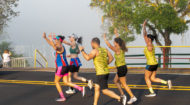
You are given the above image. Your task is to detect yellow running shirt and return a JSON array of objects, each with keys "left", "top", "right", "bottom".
[
  {"left": 93, "top": 48, "right": 109, "bottom": 75},
  {"left": 114, "top": 49, "right": 126, "bottom": 67},
  {"left": 144, "top": 46, "right": 158, "bottom": 65}
]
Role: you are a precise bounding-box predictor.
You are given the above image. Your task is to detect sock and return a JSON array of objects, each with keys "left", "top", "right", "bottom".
[
  {"left": 149, "top": 88, "right": 154, "bottom": 94},
  {"left": 161, "top": 80, "right": 167, "bottom": 84},
  {"left": 59, "top": 92, "right": 65, "bottom": 99},
  {"left": 74, "top": 85, "right": 82, "bottom": 91}
]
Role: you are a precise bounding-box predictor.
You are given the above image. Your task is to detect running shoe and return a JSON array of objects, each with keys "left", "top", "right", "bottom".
[
  {"left": 167, "top": 80, "right": 172, "bottom": 89},
  {"left": 66, "top": 88, "right": 76, "bottom": 94},
  {"left": 127, "top": 96, "right": 137, "bottom": 104},
  {"left": 87, "top": 80, "right": 93, "bottom": 90},
  {"left": 81, "top": 86, "right": 85, "bottom": 97},
  {"left": 120, "top": 95, "right": 127, "bottom": 105},
  {"left": 56, "top": 98, "right": 66, "bottom": 102},
  {"left": 145, "top": 93, "right": 156, "bottom": 97},
  {"left": 121, "top": 94, "right": 127, "bottom": 100}
]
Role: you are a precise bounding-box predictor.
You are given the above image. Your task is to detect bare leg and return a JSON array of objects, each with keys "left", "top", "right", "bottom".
[
  {"left": 150, "top": 71, "right": 167, "bottom": 84},
  {"left": 145, "top": 70, "right": 155, "bottom": 93},
  {"left": 73, "top": 72, "right": 87, "bottom": 82},
  {"left": 119, "top": 77, "right": 134, "bottom": 98},
  {"left": 93, "top": 84, "right": 100, "bottom": 105},
  {"left": 63, "top": 76, "right": 82, "bottom": 91},
  {"left": 54, "top": 75, "right": 65, "bottom": 98},
  {"left": 67, "top": 72, "right": 74, "bottom": 90},
  {"left": 145, "top": 70, "right": 153, "bottom": 88},
  {"left": 102, "top": 89, "right": 120, "bottom": 101},
  {"left": 68, "top": 72, "right": 72, "bottom": 82},
  {"left": 114, "top": 74, "right": 124, "bottom": 95}
]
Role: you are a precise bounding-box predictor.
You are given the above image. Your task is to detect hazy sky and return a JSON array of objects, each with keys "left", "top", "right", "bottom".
[{"left": 3, "top": 0, "right": 190, "bottom": 68}]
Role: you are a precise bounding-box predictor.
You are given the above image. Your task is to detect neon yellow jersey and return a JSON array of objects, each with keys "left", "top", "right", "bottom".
[
  {"left": 93, "top": 48, "right": 109, "bottom": 75},
  {"left": 144, "top": 46, "right": 158, "bottom": 65},
  {"left": 114, "top": 49, "right": 126, "bottom": 67}
]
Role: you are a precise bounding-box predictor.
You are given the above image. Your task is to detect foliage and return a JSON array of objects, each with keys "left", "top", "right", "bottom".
[
  {"left": 0, "top": 0, "right": 21, "bottom": 58},
  {"left": 0, "top": 0, "right": 19, "bottom": 34},
  {"left": 90, "top": 0, "right": 190, "bottom": 45},
  {"left": 0, "top": 41, "right": 23, "bottom": 57}
]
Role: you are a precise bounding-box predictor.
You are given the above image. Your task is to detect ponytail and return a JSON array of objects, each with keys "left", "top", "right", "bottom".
[
  {"left": 76, "top": 37, "right": 83, "bottom": 45},
  {"left": 114, "top": 37, "right": 128, "bottom": 52}
]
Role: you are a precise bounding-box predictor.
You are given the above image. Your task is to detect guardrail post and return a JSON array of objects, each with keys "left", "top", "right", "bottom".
[
  {"left": 158, "top": 54, "right": 161, "bottom": 68},
  {"left": 163, "top": 48, "right": 166, "bottom": 69},
  {"left": 34, "top": 49, "right": 48, "bottom": 68},
  {"left": 34, "top": 49, "right": 37, "bottom": 68},
  {"left": 46, "top": 62, "right": 48, "bottom": 68}
]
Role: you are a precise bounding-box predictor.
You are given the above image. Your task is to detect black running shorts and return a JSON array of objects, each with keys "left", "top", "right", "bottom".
[
  {"left": 146, "top": 64, "right": 158, "bottom": 71},
  {"left": 95, "top": 74, "right": 109, "bottom": 90},
  {"left": 116, "top": 65, "right": 128, "bottom": 77},
  {"left": 69, "top": 65, "right": 80, "bottom": 73}
]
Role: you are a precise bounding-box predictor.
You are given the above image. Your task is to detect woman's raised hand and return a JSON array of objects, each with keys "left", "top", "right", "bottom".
[
  {"left": 103, "top": 33, "right": 107, "bottom": 40},
  {"left": 48, "top": 33, "right": 53, "bottom": 40},
  {"left": 114, "top": 28, "right": 119, "bottom": 37},
  {"left": 43, "top": 32, "right": 46, "bottom": 39},
  {"left": 143, "top": 20, "right": 148, "bottom": 27}
]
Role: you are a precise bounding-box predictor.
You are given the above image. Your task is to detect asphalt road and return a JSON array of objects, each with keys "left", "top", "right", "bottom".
[{"left": 0, "top": 71, "right": 190, "bottom": 105}]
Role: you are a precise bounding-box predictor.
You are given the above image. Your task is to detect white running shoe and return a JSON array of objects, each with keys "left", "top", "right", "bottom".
[
  {"left": 168, "top": 80, "right": 172, "bottom": 89},
  {"left": 81, "top": 86, "right": 85, "bottom": 97},
  {"left": 127, "top": 97, "right": 137, "bottom": 104},
  {"left": 66, "top": 88, "right": 76, "bottom": 94},
  {"left": 145, "top": 93, "right": 156, "bottom": 97},
  {"left": 56, "top": 98, "right": 66, "bottom": 102},
  {"left": 120, "top": 95, "right": 127, "bottom": 105},
  {"left": 87, "top": 80, "right": 93, "bottom": 90}
]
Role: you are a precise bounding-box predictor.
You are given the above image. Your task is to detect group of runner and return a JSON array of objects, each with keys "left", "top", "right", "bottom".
[{"left": 42, "top": 20, "right": 172, "bottom": 105}]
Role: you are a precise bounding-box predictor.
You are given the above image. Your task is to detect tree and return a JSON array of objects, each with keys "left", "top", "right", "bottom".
[
  {"left": 0, "top": 0, "right": 19, "bottom": 35},
  {"left": 0, "top": 1, "right": 21, "bottom": 57},
  {"left": 0, "top": 41, "right": 23, "bottom": 57},
  {"left": 90, "top": 0, "right": 190, "bottom": 67}
]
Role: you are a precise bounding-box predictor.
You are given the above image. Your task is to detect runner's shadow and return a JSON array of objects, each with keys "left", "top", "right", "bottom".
[
  {"left": 132, "top": 77, "right": 146, "bottom": 105},
  {"left": 66, "top": 88, "right": 94, "bottom": 99},
  {"left": 103, "top": 99, "right": 116, "bottom": 105}
]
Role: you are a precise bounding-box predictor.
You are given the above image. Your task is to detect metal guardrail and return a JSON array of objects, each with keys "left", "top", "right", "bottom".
[
  {"left": 11, "top": 57, "right": 32, "bottom": 68},
  {"left": 124, "top": 46, "right": 190, "bottom": 68},
  {"left": 126, "top": 46, "right": 190, "bottom": 48},
  {"left": 125, "top": 53, "right": 190, "bottom": 68},
  {"left": 34, "top": 49, "right": 48, "bottom": 68}
]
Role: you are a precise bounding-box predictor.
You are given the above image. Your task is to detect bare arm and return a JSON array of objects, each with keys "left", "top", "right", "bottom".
[
  {"left": 114, "top": 28, "right": 119, "bottom": 38},
  {"left": 43, "top": 33, "right": 57, "bottom": 50},
  {"left": 106, "top": 49, "right": 114, "bottom": 64},
  {"left": 79, "top": 46, "right": 97, "bottom": 61},
  {"left": 143, "top": 20, "right": 153, "bottom": 51},
  {"left": 103, "top": 34, "right": 117, "bottom": 52},
  {"left": 43, "top": 33, "right": 54, "bottom": 46},
  {"left": 143, "top": 20, "right": 149, "bottom": 44},
  {"left": 62, "top": 40, "right": 72, "bottom": 46},
  {"left": 9, "top": 52, "right": 12, "bottom": 56}
]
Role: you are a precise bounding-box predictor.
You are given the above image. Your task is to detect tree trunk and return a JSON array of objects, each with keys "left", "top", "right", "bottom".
[{"left": 163, "top": 32, "right": 172, "bottom": 68}]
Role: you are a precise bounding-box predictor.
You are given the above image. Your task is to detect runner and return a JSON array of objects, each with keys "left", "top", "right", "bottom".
[
  {"left": 79, "top": 37, "right": 126, "bottom": 105},
  {"left": 62, "top": 34, "right": 93, "bottom": 94},
  {"left": 143, "top": 20, "right": 172, "bottom": 97},
  {"left": 43, "top": 33, "right": 85, "bottom": 102},
  {"left": 103, "top": 28, "right": 137, "bottom": 104}
]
